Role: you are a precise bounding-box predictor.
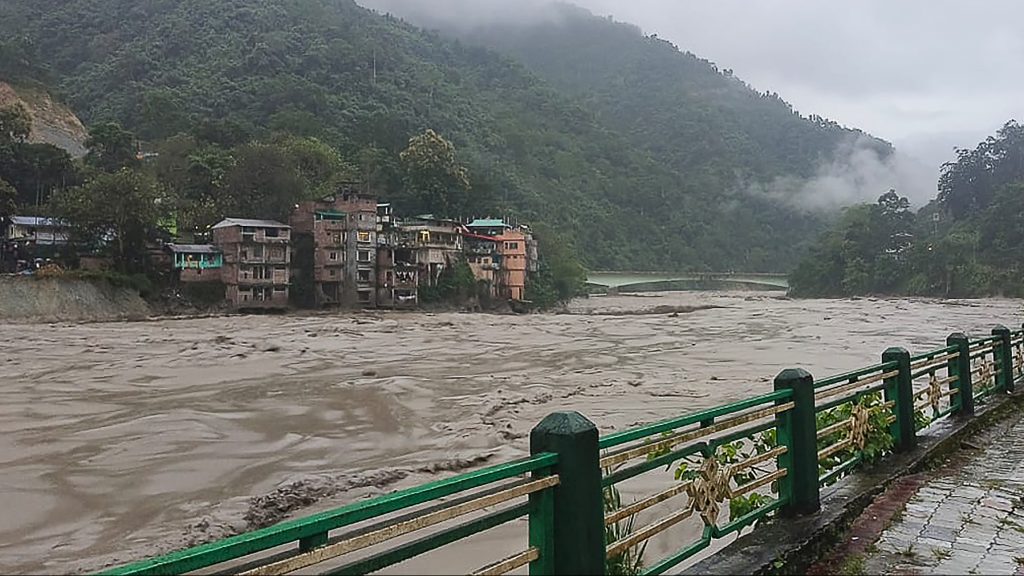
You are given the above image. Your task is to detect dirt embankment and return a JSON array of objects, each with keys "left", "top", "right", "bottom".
[
  {"left": 0, "top": 276, "right": 151, "bottom": 322},
  {"left": 0, "top": 81, "right": 89, "bottom": 157}
]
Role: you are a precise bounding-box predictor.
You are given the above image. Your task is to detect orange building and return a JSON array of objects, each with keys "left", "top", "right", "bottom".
[
  {"left": 465, "top": 219, "right": 532, "bottom": 301},
  {"left": 495, "top": 229, "right": 528, "bottom": 301}
]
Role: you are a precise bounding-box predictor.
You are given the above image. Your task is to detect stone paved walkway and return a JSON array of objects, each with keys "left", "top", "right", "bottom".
[{"left": 860, "top": 411, "right": 1024, "bottom": 575}]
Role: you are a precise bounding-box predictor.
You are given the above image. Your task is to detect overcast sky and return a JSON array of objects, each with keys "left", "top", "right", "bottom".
[
  {"left": 361, "top": 0, "right": 1022, "bottom": 189},
  {"left": 569, "top": 0, "right": 1022, "bottom": 170}
]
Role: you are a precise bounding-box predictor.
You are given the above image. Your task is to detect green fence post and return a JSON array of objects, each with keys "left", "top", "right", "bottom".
[
  {"left": 947, "top": 332, "right": 974, "bottom": 416},
  {"left": 882, "top": 347, "right": 916, "bottom": 452},
  {"left": 530, "top": 411, "right": 604, "bottom": 575},
  {"left": 993, "top": 325, "right": 1014, "bottom": 393},
  {"left": 773, "top": 368, "right": 820, "bottom": 516}
]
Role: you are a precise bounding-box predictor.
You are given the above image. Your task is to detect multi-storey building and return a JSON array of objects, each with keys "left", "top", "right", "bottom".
[
  {"left": 465, "top": 218, "right": 534, "bottom": 301},
  {"left": 396, "top": 215, "right": 464, "bottom": 287},
  {"left": 290, "top": 187, "right": 378, "bottom": 308},
  {"left": 211, "top": 218, "right": 291, "bottom": 309},
  {"left": 375, "top": 203, "right": 419, "bottom": 309}
]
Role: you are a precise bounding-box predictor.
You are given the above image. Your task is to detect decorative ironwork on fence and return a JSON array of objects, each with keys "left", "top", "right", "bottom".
[{"left": 103, "top": 325, "right": 1024, "bottom": 576}]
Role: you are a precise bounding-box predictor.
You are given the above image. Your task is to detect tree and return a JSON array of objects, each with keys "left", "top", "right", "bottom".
[
  {"left": 0, "top": 178, "right": 15, "bottom": 221},
  {"left": 0, "top": 103, "right": 30, "bottom": 145},
  {"left": 525, "top": 223, "right": 587, "bottom": 308},
  {"left": 400, "top": 129, "right": 470, "bottom": 217},
  {"left": 84, "top": 122, "right": 139, "bottom": 172},
  {"left": 2, "top": 142, "right": 77, "bottom": 208},
  {"left": 222, "top": 142, "right": 306, "bottom": 221},
  {"left": 52, "top": 169, "right": 162, "bottom": 272},
  {"left": 278, "top": 135, "right": 356, "bottom": 198}
]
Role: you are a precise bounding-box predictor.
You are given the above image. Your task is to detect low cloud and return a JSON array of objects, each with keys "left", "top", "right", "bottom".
[
  {"left": 357, "top": 0, "right": 567, "bottom": 30},
  {"left": 746, "top": 136, "right": 936, "bottom": 212}
]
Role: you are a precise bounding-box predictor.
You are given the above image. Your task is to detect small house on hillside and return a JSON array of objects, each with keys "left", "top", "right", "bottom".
[
  {"left": 5, "top": 216, "right": 70, "bottom": 246},
  {"left": 166, "top": 244, "right": 223, "bottom": 282}
]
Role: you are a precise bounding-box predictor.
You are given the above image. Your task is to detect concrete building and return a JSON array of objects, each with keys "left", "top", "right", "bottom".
[
  {"left": 375, "top": 203, "right": 418, "bottom": 308},
  {"left": 465, "top": 218, "right": 534, "bottom": 301},
  {"left": 290, "top": 188, "right": 378, "bottom": 308},
  {"left": 396, "top": 215, "right": 464, "bottom": 287},
  {"left": 211, "top": 218, "right": 291, "bottom": 309},
  {"left": 165, "top": 244, "right": 223, "bottom": 283},
  {"left": 462, "top": 231, "right": 499, "bottom": 297}
]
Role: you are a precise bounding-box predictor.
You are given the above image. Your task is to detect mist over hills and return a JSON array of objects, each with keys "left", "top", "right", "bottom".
[{"left": 0, "top": 0, "right": 920, "bottom": 270}]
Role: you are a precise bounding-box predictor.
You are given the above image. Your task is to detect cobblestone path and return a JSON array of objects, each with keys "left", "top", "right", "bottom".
[{"left": 862, "top": 411, "right": 1024, "bottom": 575}]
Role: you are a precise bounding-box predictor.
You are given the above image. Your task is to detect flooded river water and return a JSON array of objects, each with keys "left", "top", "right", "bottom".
[{"left": 1, "top": 291, "right": 1021, "bottom": 573}]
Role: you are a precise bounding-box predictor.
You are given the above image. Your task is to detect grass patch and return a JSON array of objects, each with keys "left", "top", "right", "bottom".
[
  {"left": 63, "top": 269, "right": 155, "bottom": 297},
  {"left": 999, "top": 517, "right": 1024, "bottom": 534},
  {"left": 897, "top": 544, "right": 917, "bottom": 558},
  {"left": 837, "top": 553, "right": 866, "bottom": 575}
]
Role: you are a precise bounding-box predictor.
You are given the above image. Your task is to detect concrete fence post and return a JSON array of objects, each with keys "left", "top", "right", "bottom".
[
  {"left": 773, "top": 368, "right": 820, "bottom": 516},
  {"left": 530, "top": 411, "right": 605, "bottom": 575},
  {"left": 883, "top": 347, "right": 916, "bottom": 452},
  {"left": 947, "top": 332, "right": 974, "bottom": 416},
  {"left": 993, "top": 325, "right": 1014, "bottom": 393}
]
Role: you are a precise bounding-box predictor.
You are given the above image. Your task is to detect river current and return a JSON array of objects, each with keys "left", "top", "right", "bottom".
[{"left": 1, "top": 291, "right": 1020, "bottom": 573}]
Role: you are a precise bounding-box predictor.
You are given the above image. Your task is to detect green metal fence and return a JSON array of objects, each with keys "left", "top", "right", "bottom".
[{"left": 103, "top": 326, "right": 1024, "bottom": 576}]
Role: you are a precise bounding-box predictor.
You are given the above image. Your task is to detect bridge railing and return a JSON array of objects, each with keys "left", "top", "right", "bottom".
[{"left": 103, "top": 323, "right": 1024, "bottom": 575}]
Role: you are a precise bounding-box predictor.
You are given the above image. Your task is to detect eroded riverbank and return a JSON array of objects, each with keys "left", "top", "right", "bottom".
[{"left": 1, "top": 291, "right": 1020, "bottom": 573}]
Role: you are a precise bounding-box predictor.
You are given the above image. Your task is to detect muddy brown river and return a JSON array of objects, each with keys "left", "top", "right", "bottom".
[{"left": 1, "top": 291, "right": 1021, "bottom": 574}]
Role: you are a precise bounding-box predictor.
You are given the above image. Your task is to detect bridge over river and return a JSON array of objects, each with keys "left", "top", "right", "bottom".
[{"left": 586, "top": 270, "right": 789, "bottom": 292}]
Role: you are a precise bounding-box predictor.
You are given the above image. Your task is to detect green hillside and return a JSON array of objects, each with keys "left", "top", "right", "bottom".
[
  {"left": 452, "top": 4, "right": 893, "bottom": 185},
  {"left": 0, "top": 0, "right": 887, "bottom": 271}
]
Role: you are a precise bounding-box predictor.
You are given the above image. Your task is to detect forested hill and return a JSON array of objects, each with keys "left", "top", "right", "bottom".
[
  {"left": 436, "top": 4, "right": 894, "bottom": 183},
  {"left": 0, "top": 0, "right": 888, "bottom": 271}
]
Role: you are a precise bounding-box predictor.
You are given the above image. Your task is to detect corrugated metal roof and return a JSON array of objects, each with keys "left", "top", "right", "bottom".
[
  {"left": 467, "top": 218, "right": 508, "bottom": 228},
  {"left": 10, "top": 216, "right": 65, "bottom": 227},
  {"left": 166, "top": 244, "right": 221, "bottom": 254},
  {"left": 211, "top": 218, "right": 290, "bottom": 230}
]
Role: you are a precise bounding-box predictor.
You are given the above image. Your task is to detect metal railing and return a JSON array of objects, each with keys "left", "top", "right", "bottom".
[{"left": 103, "top": 324, "right": 1024, "bottom": 575}]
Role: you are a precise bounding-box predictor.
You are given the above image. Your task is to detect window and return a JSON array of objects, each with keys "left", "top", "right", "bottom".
[
  {"left": 357, "top": 269, "right": 371, "bottom": 283},
  {"left": 357, "top": 231, "right": 371, "bottom": 243},
  {"left": 270, "top": 247, "right": 284, "bottom": 260},
  {"left": 329, "top": 269, "right": 336, "bottom": 277},
  {"left": 329, "top": 251, "right": 339, "bottom": 261},
  {"left": 357, "top": 250, "right": 371, "bottom": 263},
  {"left": 252, "top": 245, "right": 264, "bottom": 258},
  {"left": 358, "top": 290, "right": 371, "bottom": 303},
  {"left": 333, "top": 234, "right": 342, "bottom": 244},
  {"left": 265, "top": 228, "right": 280, "bottom": 238},
  {"left": 274, "top": 286, "right": 286, "bottom": 292}
]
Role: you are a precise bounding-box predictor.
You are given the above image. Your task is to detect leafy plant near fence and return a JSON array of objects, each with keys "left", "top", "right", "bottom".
[
  {"left": 816, "top": 392, "right": 894, "bottom": 486},
  {"left": 641, "top": 389, "right": 894, "bottom": 543},
  {"left": 603, "top": 478, "right": 646, "bottom": 576},
  {"left": 643, "top": 427, "right": 779, "bottom": 534}
]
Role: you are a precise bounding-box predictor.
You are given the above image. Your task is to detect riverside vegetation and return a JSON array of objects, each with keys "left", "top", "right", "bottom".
[
  {"left": 0, "top": 0, "right": 893, "bottom": 275},
  {"left": 790, "top": 121, "right": 1024, "bottom": 298}
]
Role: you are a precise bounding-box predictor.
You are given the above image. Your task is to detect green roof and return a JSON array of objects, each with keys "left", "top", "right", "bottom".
[
  {"left": 468, "top": 218, "right": 508, "bottom": 228},
  {"left": 315, "top": 210, "right": 346, "bottom": 220}
]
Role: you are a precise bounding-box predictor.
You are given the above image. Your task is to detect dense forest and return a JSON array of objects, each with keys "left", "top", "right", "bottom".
[
  {"left": 790, "top": 121, "right": 1024, "bottom": 298},
  {"left": 0, "top": 0, "right": 888, "bottom": 273}
]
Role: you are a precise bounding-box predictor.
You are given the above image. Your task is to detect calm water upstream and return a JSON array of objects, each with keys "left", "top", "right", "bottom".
[{"left": 1, "top": 291, "right": 1020, "bottom": 573}]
